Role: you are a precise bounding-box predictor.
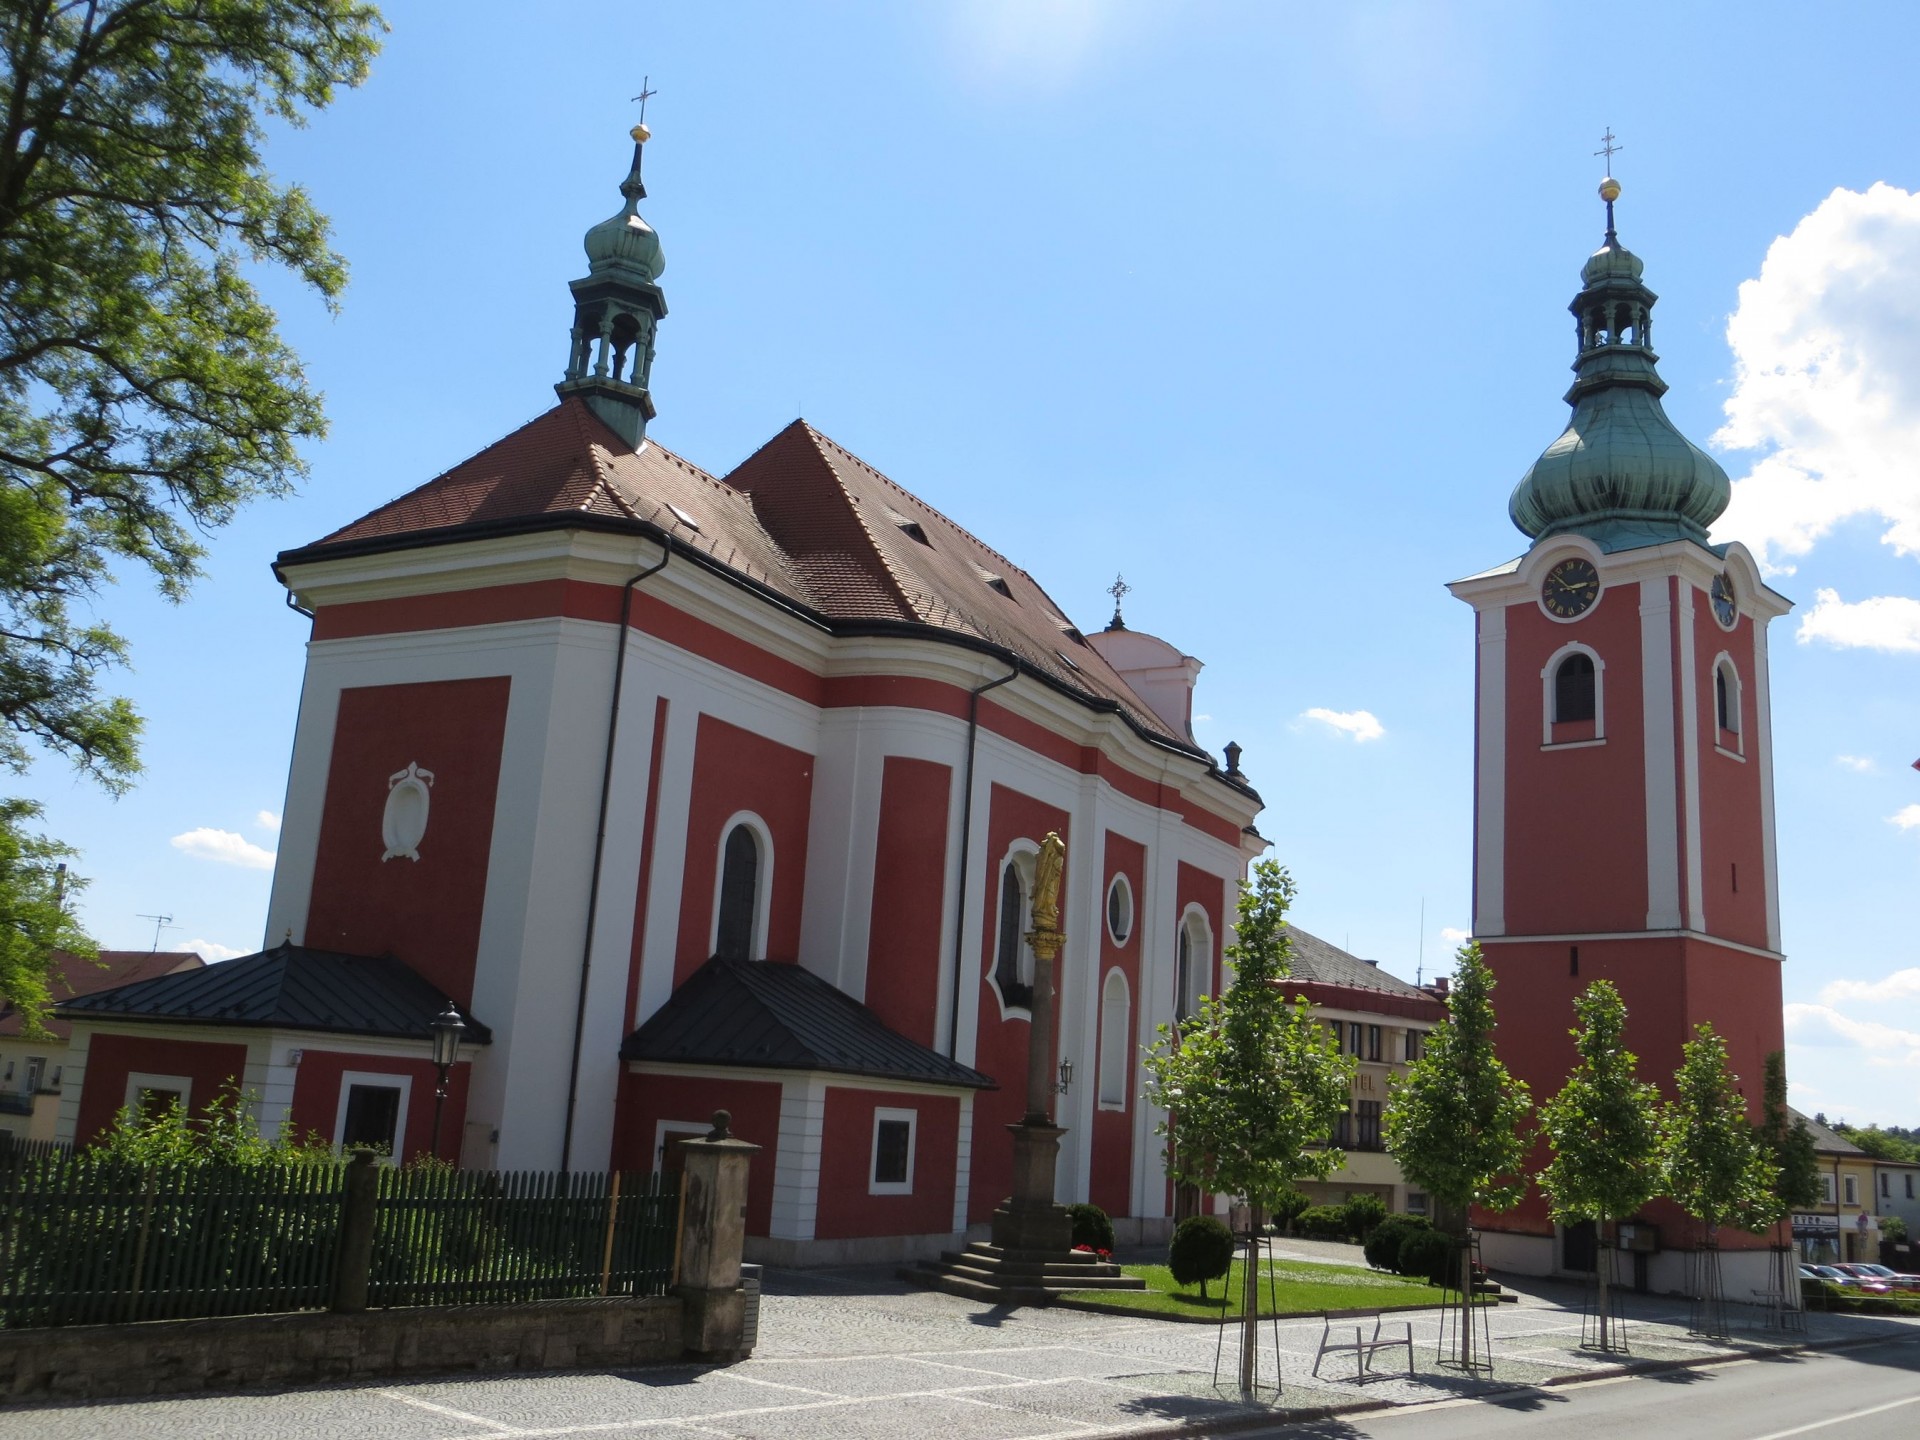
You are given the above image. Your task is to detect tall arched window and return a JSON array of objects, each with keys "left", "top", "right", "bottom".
[
  {"left": 1175, "top": 910, "right": 1211, "bottom": 1023},
  {"left": 1098, "top": 969, "right": 1131, "bottom": 1108},
  {"left": 1716, "top": 661, "right": 1738, "bottom": 733},
  {"left": 714, "top": 824, "right": 761, "bottom": 960},
  {"left": 1554, "top": 652, "right": 1596, "bottom": 724},
  {"left": 993, "top": 858, "right": 1034, "bottom": 1010}
]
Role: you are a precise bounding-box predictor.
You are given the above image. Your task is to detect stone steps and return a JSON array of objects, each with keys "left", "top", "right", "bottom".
[{"left": 901, "top": 1241, "right": 1148, "bottom": 1304}]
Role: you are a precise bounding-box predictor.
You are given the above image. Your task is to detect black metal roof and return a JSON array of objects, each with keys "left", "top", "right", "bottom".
[
  {"left": 54, "top": 943, "right": 492, "bottom": 1044},
  {"left": 621, "top": 957, "right": 994, "bottom": 1090}
]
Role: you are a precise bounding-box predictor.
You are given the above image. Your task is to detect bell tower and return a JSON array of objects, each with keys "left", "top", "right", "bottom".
[
  {"left": 556, "top": 125, "right": 668, "bottom": 447},
  {"left": 1448, "top": 173, "right": 1791, "bottom": 1288}
]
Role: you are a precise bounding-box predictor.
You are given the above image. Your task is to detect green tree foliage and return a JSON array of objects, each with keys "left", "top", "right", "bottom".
[
  {"left": 0, "top": 798, "right": 92, "bottom": 1033},
  {"left": 1537, "top": 981, "right": 1662, "bottom": 1349},
  {"left": 1168, "top": 1214, "right": 1234, "bottom": 1298},
  {"left": 1835, "top": 1124, "right": 1920, "bottom": 1165},
  {"left": 0, "top": 0, "right": 382, "bottom": 1018},
  {"left": 1065, "top": 1202, "right": 1115, "bottom": 1252},
  {"left": 1141, "top": 862, "right": 1356, "bottom": 1216},
  {"left": 1383, "top": 941, "right": 1532, "bottom": 1229},
  {"left": 1755, "top": 1051, "right": 1822, "bottom": 1221},
  {"left": 1659, "top": 1023, "right": 1774, "bottom": 1236}
]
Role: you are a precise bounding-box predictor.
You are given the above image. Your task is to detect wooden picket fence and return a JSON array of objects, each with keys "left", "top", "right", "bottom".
[{"left": 0, "top": 1152, "right": 680, "bottom": 1329}]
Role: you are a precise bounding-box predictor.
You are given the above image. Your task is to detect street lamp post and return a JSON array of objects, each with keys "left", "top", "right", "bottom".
[{"left": 429, "top": 1002, "right": 466, "bottom": 1162}]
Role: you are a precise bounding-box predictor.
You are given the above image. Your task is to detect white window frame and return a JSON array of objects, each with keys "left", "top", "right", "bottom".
[
  {"left": 1098, "top": 968, "right": 1132, "bottom": 1110},
  {"left": 124, "top": 1071, "right": 193, "bottom": 1118},
  {"left": 869, "top": 1107, "right": 917, "bottom": 1195},
  {"left": 988, "top": 840, "right": 1039, "bottom": 1019},
  {"left": 1712, "top": 652, "right": 1745, "bottom": 760},
  {"left": 709, "top": 810, "right": 775, "bottom": 960},
  {"left": 332, "top": 1070, "right": 414, "bottom": 1161},
  {"left": 1843, "top": 1174, "right": 1858, "bottom": 1207},
  {"left": 1176, "top": 905, "right": 1214, "bottom": 1022},
  {"left": 1540, "top": 640, "right": 1606, "bottom": 746},
  {"left": 1105, "top": 873, "right": 1135, "bottom": 947},
  {"left": 652, "top": 1118, "right": 709, "bottom": 1174},
  {"left": 1821, "top": 1173, "right": 1837, "bottom": 1204}
]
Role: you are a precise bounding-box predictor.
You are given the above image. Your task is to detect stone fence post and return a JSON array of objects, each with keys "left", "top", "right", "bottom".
[
  {"left": 331, "top": 1149, "right": 379, "bottom": 1314},
  {"left": 673, "top": 1110, "right": 760, "bottom": 1361}
]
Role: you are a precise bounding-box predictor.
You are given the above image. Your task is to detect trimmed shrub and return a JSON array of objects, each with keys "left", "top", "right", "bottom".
[
  {"left": 1363, "top": 1213, "right": 1431, "bottom": 1272},
  {"left": 1342, "top": 1193, "right": 1389, "bottom": 1239},
  {"left": 1065, "top": 1202, "right": 1115, "bottom": 1253},
  {"left": 1169, "top": 1215, "right": 1235, "bottom": 1299},
  {"left": 1271, "top": 1189, "right": 1310, "bottom": 1231},
  {"left": 1394, "top": 1227, "right": 1454, "bottom": 1285},
  {"left": 1293, "top": 1204, "right": 1351, "bottom": 1240}
]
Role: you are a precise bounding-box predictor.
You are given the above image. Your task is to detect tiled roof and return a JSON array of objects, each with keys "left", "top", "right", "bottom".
[
  {"left": 1792, "top": 1108, "right": 1865, "bottom": 1157},
  {"left": 621, "top": 957, "right": 995, "bottom": 1090},
  {"left": 1285, "top": 928, "right": 1430, "bottom": 998},
  {"left": 0, "top": 950, "right": 204, "bottom": 1041},
  {"left": 55, "top": 944, "right": 492, "bottom": 1044}
]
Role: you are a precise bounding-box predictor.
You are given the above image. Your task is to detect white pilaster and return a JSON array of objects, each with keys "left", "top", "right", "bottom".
[
  {"left": 770, "top": 1075, "right": 826, "bottom": 1241},
  {"left": 1474, "top": 603, "right": 1508, "bottom": 936},
  {"left": 1640, "top": 579, "right": 1683, "bottom": 929},
  {"left": 1753, "top": 616, "right": 1783, "bottom": 951},
  {"left": 1675, "top": 581, "right": 1706, "bottom": 932}
]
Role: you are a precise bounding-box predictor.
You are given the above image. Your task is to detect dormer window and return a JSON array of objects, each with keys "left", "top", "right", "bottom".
[
  {"left": 884, "top": 506, "right": 933, "bottom": 546},
  {"left": 981, "top": 573, "right": 1013, "bottom": 599},
  {"left": 666, "top": 502, "right": 700, "bottom": 532}
]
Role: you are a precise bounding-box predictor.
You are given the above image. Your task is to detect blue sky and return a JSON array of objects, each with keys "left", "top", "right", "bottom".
[{"left": 18, "top": 2, "right": 1920, "bottom": 1125}]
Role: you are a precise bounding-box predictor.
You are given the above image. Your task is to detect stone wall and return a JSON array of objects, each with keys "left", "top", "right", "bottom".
[{"left": 3, "top": 1295, "right": 682, "bottom": 1403}]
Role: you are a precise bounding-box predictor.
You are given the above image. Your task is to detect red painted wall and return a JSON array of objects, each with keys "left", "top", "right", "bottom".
[
  {"left": 76, "top": 1032, "right": 250, "bottom": 1144},
  {"left": 673, "top": 714, "right": 815, "bottom": 984},
  {"left": 1693, "top": 600, "right": 1769, "bottom": 948},
  {"left": 968, "top": 784, "right": 1070, "bottom": 1223},
  {"left": 1090, "top": 832, "right": 1145, "bottom": 1217},
  {"left": 615, "top": 1071, "right": 780, "bottom": 1236},
  {"left": 814, "top": 1087, "right": 960, "bottom": 1239},
  {"left": 1175, "top": 861, "right": 1226, "bottom": 1002},
  {"left": 285, "top": 1049, "right": 470, "bottom": 1164},
  {"left": 1502, "top": 585, "right": 1649, "bottom": 935},
  {"left": 305, "top": 677, "right": 512, "bottom": 1006},
  {"left": 864, "top": 757, "right": 953, "bottom": 1047}
]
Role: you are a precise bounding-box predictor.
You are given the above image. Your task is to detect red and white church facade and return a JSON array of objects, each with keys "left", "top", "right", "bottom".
[
  {"left": 1451, "top": 179, "right": 1790, "bottom": 1293},
  {"left": 53, "top": 128, "right": 1262, "bottom": 1263}
]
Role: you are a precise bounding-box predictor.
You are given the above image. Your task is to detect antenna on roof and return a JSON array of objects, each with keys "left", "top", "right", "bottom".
[{"left": 136, "top": 913, "right": 176, "bottom": 953}]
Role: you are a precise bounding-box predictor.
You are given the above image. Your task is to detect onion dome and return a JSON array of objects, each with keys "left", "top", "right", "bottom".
[
  {"left": 1508, "top": 177, "right": 1730, "bottom": 552},
  {"left": 582, "top": 124, "right": 665, "bottom": 283}
]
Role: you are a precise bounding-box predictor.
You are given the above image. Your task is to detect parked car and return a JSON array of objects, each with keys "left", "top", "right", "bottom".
[
  {"left": 1802, "top": 1263, "right": 1892, "bottom": 1295},
  {"left": 1835, "top": 1263, "right": 1920, "bottom": 1292}
]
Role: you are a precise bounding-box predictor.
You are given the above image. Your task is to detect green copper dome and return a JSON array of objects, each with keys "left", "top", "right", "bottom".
[
  {"left": 583, "top": 130, "right": 665, "bottom": 283},
  {"left": 1509, "top": 196, "right": 1729, "bottom": 553}
]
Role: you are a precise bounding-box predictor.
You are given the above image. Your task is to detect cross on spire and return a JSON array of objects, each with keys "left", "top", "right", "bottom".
[
  {"left": 1594, "top": 127, "right": 1622, "bottom": 172},
  {"left": 1105, "top": 573, "right": 1130, "bottom": 631},
  {"left": 631, "top": 77, "right": 658, "bottom": 125}
]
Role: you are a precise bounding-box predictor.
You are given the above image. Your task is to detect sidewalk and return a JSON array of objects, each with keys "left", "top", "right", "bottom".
[{"left": 4, "top": 1263, "right": 1917, "bottom": 1440}]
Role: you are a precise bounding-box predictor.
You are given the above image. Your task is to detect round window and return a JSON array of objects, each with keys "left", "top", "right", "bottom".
[{"left": 1105, "top": 875, "right": 1134, "bottom": 946}]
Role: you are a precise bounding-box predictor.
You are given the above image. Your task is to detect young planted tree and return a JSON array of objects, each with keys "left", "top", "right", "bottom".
[
  {"left": 1382, "top": 941, "right": 1532, "bottom": 1369},
  {"left": 1536, "top": 981, "right": 1662, "bottom": 1351},
  {"left": 1659, "top": 1023, "right": 1775, "bottom": 1333},
  {"left": 1754, "top": 1051, "right": 1823, "bottom": 1302},
  {"left": 1141, "top": 861, "right": 1354, "bottom": 1389},
  {"left": 0, "top": 0, "right": 383, "bottom": 1024}
]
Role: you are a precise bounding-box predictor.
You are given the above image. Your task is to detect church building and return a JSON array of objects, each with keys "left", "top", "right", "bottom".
[
  {"left": 51, "top": 126, "right": 1263, "bottom": 1264},
  {"left": 1449, "top": 174, "right": 1790, "bottom": 1293}
]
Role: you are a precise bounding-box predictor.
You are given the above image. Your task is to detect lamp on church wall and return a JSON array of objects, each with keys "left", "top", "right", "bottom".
[
  {"left": 429, "top": 1002, "right": 467, "bottom": 1162},
  {"left": 1057, "top": 1058, "right": 1073, "bottom": 1095}
]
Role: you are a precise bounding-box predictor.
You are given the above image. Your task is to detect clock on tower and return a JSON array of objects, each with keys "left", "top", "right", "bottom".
[{"left": 1447, "top": 175, "right": 1790, "bottom": 1296}]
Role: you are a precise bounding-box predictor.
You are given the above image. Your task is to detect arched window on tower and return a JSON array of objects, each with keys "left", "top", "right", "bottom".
[
  {"left": 714, "top": 824, "right": 761, "bottom": 961},
  {"left": 1098, "top": 969, "right": 1131, "bottom": 1109},
  {"left": 1174, "top": 910, "right": 1212, "bottom": 1024},
  {"left": 993, "top": 858, "right": 1034, "bottom": 1010},
  {"left": 1554, "top": 652, "right": 1596, "bottom": 724},
  {"left": 1713, "top": 656, "right": 1744, "bottom": 757}
]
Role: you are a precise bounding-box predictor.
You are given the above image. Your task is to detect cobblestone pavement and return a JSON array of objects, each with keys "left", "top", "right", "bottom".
[{"left": 4, "top": 1267, "right": 1915, "bottom": 1440}]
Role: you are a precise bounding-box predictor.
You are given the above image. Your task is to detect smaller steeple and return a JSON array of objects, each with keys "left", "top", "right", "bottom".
[{"left": 557, "top": 124, "right": 669, "bottom": 448}]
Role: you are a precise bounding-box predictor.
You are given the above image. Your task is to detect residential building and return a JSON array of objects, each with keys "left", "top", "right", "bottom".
[{"left": 1791, "top": 1111, "right": 1920, "bottom": 1265}]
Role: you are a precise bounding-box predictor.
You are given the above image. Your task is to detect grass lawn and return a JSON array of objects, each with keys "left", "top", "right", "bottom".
[{"left": 1063, "top": 1258, "right": 1447, "bottom": 1319}]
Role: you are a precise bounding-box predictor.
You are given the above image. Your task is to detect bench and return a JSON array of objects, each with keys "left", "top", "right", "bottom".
[{"left": 1311, "top": 1310, "right": 1414, "bottom": 1382}]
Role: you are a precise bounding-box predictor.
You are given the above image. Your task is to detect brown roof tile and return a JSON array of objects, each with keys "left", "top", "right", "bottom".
[{"left": 0, "top": 950, "right": 205, "bottom": 1041}]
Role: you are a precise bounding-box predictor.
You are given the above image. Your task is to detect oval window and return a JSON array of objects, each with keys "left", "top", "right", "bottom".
[{"left": 1105, "top": 874, "right": 1134, "bottom": 947}]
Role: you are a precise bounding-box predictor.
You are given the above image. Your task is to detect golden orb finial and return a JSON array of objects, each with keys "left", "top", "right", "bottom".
[
  {"left": 1599, "top": 175, "right": 1621, "bottom": 204},
  {"left": 630, "top": 122, "right": 651, "bottom": 144}
]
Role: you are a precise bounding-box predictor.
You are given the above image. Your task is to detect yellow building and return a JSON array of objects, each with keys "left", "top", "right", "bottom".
[{"left": 1790, "top": 1109, "right": 1916, "bottom": 1265}]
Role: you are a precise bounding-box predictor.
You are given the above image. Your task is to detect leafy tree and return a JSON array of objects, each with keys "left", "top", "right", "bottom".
[
  {"left": 1141, "top": 860, "right": 1354, "bottom": 1384},
  {"left": 0, "top": 798, "right": 92, "bottom": 1033},
  {"left": 1660, "top": 1024, "right": 1774, "bottom": 1236},
  {"left": 97, "top": 1083, "right": 332, "bottom": 1166},
  {"left": 1835, "top": 1124, "right": 1920, "bottom": 1165},
  {"left": 1755, "top": 1051, "right": 1822, "bottom": 1219},
  {"left": 1537, "top": 981, "right": 1663, "bottom": 1350},
  {"left": 1168, "top": 1214, "right": 1234, "bottom": 1299},
  {"left": 0, "top": 0, "right": 382, "bottom": 1015},
  {"left": 1382, "top": 941, "right": 1532, "bottom": 1368}
]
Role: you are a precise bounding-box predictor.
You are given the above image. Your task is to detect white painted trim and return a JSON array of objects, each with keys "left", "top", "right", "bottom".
[
  {"left": 986, "top": 840, "right": 1039, "bottom": 1021},
  {"left": 330, "top": 1069, "right": 414, "bottom": 1161},
  {"left": 1176, "top": 903, "right": 1213, "bottom": 1022},
  {"left": 1710, "top": 651, "right": 1745, "bottom": 758},
  {"left": 1640, "top": 578, "right": 1683, "bottom": 929},
  {"left": 651, "top": 1118, "right": 709, "bottom": 1172},
  {"left": 1097, "top": 967, "right": 1131, "bottom": 1111},
  {"left": 1539, "top": 640, "right": 1606, "bottom": 744},
  {"left": 1533, "top": 540, "right": 1609, "bottom": 625},
  {"left": 1542, "top": 738, "right": 1608, "bottom": 752},
  {"left": 1676, "top": 581, "right": 1706, "bottom": 932},
  {"left": 1105, "top": 873, "right": 1135, "bottom": 948},
  {"left": 709, "top": 810, "right": 775, "bottom": 960},
  {"left": 1753, "top": 616, "right": 1783, "bottom": 952},
  {"left": 1473, "top": 603, "right": 1507, "bottom": 936},
  {"left": 869, "top": 1106, "right": 917, "bottom": 1195},
  {"left": 624, "top": 1061, "right": 984, "bottom": 1099},
  {"left": 1480, "top": 929, "right": 1785, "bottom": 962},
  {"left": 1713, "top": 745, "right": 1746, "bottom": 764},
  {"left": 952, "top": 1092, "right": 974, "bottom": 1233},
  {"left": 770, "top": 1075, "right": 825, "bottom": 1241},
  {"left": 124, "top": 1071, "right": 192, "bottom": 1118}
]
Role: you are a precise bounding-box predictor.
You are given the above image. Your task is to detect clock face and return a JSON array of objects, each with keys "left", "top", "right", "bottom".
[
  {"left": 1541, "top": 557, "right": 1601, "bottom": 619},
  {"left": 1711, "top": 572, "right": 1737, "bottom": 629}
]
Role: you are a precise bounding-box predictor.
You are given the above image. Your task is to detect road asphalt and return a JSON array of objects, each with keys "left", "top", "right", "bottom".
[{"left": 2, "top": 1257, "right": 1915, "bottom": 1440}]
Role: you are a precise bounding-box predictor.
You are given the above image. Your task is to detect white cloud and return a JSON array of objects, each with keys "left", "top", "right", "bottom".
[
  {"left": 1300, "top": 707, "right": 1385, "bottom": 743},
  {"left": 1820, "top": 968, "right": 1920, "bottom": 1006},
  {"left": 1796, "top": 589, "right": 1920, "bottom": 653},
  {"left": 1891, "top": 804, "right": 1920, "bottom": 831},
  {"left": 175, "top": 938, "right": 249, "bottom": 962},
  {"left": 1784, "top": 1001, "right": 1920, "bottom": 1062},
  {"left": 255, "top": 810, "right": 281, "bottom": 833},
  {"left": 169, "top": 827, "right": 276, "bottom": 871},
  {"left": 1440, "top": 926, "right": 1471, "bottom": 944},
  {"left": 1835, "top": 754, "right": 1877, "bottom": 773},
  {"left": 945, "top": 0, "right": 1139, "bottom": 87},
  {"left": 1713, "top": 183, "right": 1920, "bottom": 575}
]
